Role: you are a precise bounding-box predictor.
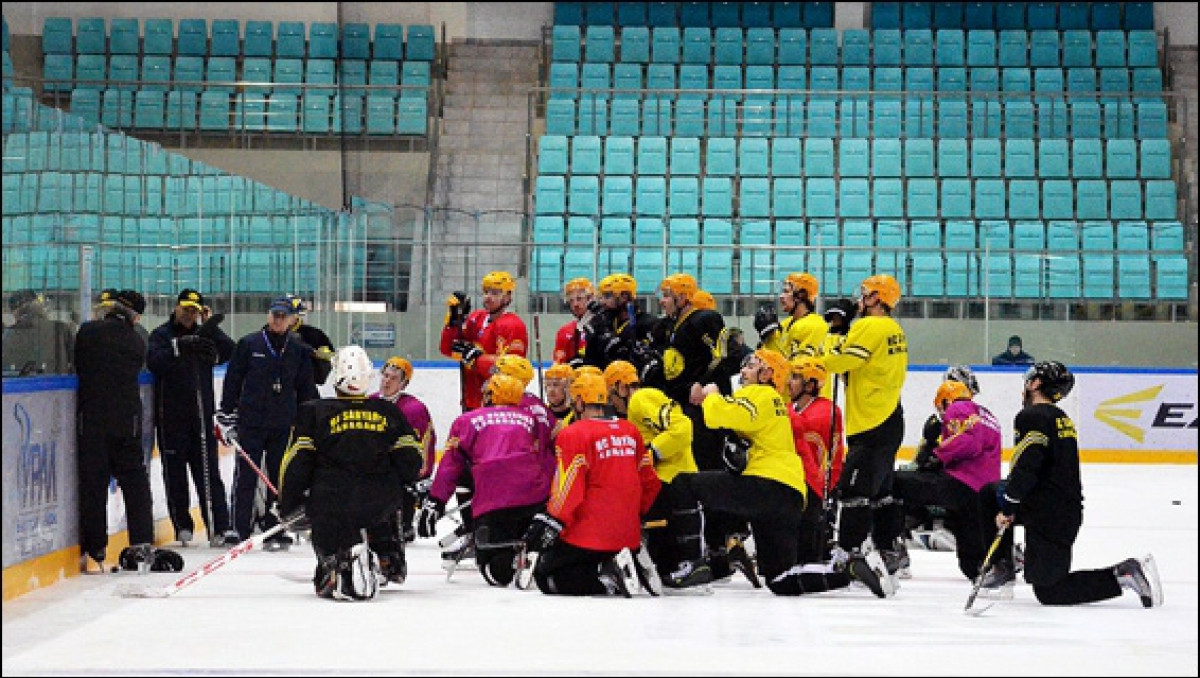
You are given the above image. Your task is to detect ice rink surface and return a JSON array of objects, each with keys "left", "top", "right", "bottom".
[{"left": 3, "top": 463, "right": 1197, "bottom": 677}]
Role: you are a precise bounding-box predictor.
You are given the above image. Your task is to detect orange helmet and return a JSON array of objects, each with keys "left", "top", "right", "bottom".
[
  {"left": 754, "top": 348, "right": 792, "bottom": 395},
  {"left": 486, "top": 374, "right": 525, "bottom": 406},
  {"left": 564, "top": 277, "right": 594, "bottom": 297},
  {"left": 545, "top": 362, "right": 574, "bottom": 381},
  {"left": 570, "top": 371, "right": 609, "bottom": 405},
  {"left": 692, "top": 289, "right": 716, "bottom": 311},
  {"left": 493, "top": 354, "right": 535, "bottom": 387},
  {"left": 384, "top": 356, "right": 413, "bottom": 382},
  {"left": 934, "top": 380, "right": 972, "bottom": 411},
  {"left": 859, "top": 274, "right": 901, "bottom": 309},
  {"left": 789, "top": 356, "right": 827, "bottom": 390},
  {"left": 604, "top": 360, "right": 640, "bottom": 389},
  {"left": 599, "top": 273, "right": 637, "bottom": 296},
  {"left": 659, "top": 273, "right": 698, "bottom": 302},
  {"left": 573, "top": 365, "right": 604, "bottom": 379},
  {"left": 784, "top": 272, "right": 819, "bottom": 300},
  {"left": 481, "top": 270, "right": 516, "bottom": 293}
]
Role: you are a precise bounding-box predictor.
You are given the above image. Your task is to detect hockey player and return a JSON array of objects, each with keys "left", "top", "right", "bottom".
[
  {"left": 823, "top": 274, "right": 908, "bottom": 578},
  {"left": 786, "top": 356, "right": 845, "bottom": 565},
  {"left": 877, "top": 380, "right": 1001, "bottom": 580},
  {"left": 819, "top": 297, "right": 856, "bottom": 400},
  {"left": 524, "top": 371, "right": 662, "bottom": 597},
  {"left": 981, "top": 361, "right": 1163, "bottom": 608},
  {"left": 493, "top": 353, "right": 553, "bottom": 428},
  {"left": 754, "top": 272, "right": 828, "bottom": 360},
  {"left": 542, "top": 362, "right": 575, "bottom": 426},
  {"left": 279, "top": 345, "right": 424, "bottom": 600},
  {"left": 604, "top": 360, "right": 696, "bottom": 581},
  {"left": 417, "top": 374, "right": 555, "bottom": 586},
  {"left": 372, "top": 356, "right": 437, "bottom": 543},
  {"left": 580, "top": 273, "right": 658, "bottom": 372},
  {"left": 552, "top": 277, "right": 594, "bottom": 366},
  {"left": 285, "top": 295, "right": 335, "bottom": 389}
]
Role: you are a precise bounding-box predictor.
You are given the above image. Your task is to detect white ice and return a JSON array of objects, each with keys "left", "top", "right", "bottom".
[{"left": 3, "top": 463, "right": 1197, "bottom": 677}]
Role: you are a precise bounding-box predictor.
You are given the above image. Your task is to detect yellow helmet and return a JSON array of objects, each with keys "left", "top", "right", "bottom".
[
  {"left": 573, "top": 365, "right": 604, "bottom": 380},
  {"left": 692, "top": 289, "right": 716, "bottom": 311},
  {"left": 934, "top": 380, "right": 972, "bottom": 411},
  {"left": 570, "top": 371, "right": 609, "bottom": 405},
  {"left": 859, "top": 274, "right": 902, "bottom": 309},
  {"left": 599, "top": 273, "right": 637, "bottom": 296},
  {"left": 789, "top": 356, "right": 827, "bottom": 390},
  {"left": 481, "top": 270, "right": 516, "bottom": 293},
  {"left": 659, "top": 272, "right": 698, "bottom": 301},
  {"left": 493, "top": 354, "right": 535, "bottom": 387},
  {"left": 384, "top": 356, "right": 413, "bottom": 381},
  {"left": 604, "top": 360, "right": 640, "bottom": 389},
  {"left": 564, "top": 277, "right": 594, "bottom": 297},
  {"left": 486, "top": 373, "right": 525, "bottom": 406},
  {"left": 785, "top": 272, "right": 819, "bottom": 300},
  {"left": 754, "top": 348, "right": 792, "bottom": 395},
  {"left": 545, "top": 362, "right": 574, "bottom": 381}
]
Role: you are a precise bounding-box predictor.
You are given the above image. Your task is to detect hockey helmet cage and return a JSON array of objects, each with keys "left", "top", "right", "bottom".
[
  {"left": 789, "top": 355, "right": 828, "bottom": 390},
  {"left": 1024, "top": 361, "right": 1075, "bottom": 402},
  {"left": 384, "top": 356, "right": 413, "bottom": 382},
  {"left": 570, "top": 371, "right": 609, "bottom": 405},
  {"left": 784, "top": 272, "right": 819, "bottom": 300},
  {"left": 331, "top": 345, "right": 375, "bottom": 396},
  {"left": 858, "top": 274, "right": 902, "bottom": 309},
  {"left": 692, "top": 289, "right": 716, "bottom": 310},
  {"left": 604, "top": 360, "right": 640, "bottom": 389},
  {"left": 485, "top": 373, "right": 525, "bottom": 406},
  {"left": 481, "top": 270, "right": 516, "bottom": 293},
  {"left": 754, "top": 348, "right": 792, "bottom": 395},
  {"left": 493, "top": 354, "right": 535, "bottom": 387},
  {"left": 564, "top": 277, "right": 594, "bottom": 297},
  {"left": 933, "top": 380, "right": 972, "bottom": 411},
  {"left": 545, "top": 362, "right": 574, "bottom": 381},
  {"left": 944, "top": 364, "right": 980, "bottom": 395}
]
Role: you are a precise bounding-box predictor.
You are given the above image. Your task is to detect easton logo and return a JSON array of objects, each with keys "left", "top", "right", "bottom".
[{"left": 1094, "top": 385, "right": 1200, "bottom": 442}]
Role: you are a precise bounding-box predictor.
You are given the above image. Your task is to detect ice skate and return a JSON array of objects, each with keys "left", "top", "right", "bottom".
[
  {"left": 597, "top": 554, "right": 633, "bottom": 598},
  {"left": 662, "top": 558, "right": 714, "bottom": 594},
  {"left": 1116, "top": 554, "right": 1164, "bottom": 608},
  {"left": 848, "top": 551, "right": 897, "bottom": 598},
  {"left": 632, "top": 544, "right": 662, "bottom": 596},
  {"left": 726, "top": 536, "right": 762, "bottom": 589}
]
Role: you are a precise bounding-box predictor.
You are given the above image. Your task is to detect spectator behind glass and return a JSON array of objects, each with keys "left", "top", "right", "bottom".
[
  {"left": 2, "top": 290, "right": 75, "bottom": 376},
  {"left": 992, "top": 335, "right": 1036, "bottom": 366}
]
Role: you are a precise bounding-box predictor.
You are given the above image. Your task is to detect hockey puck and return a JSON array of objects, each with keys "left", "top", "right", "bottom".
[
  {"left": 1172, "top": 500, "right": 1182, "bottom": 505},
  {"left": 111, "top": 566, "right": 120, "bottom": 573}
]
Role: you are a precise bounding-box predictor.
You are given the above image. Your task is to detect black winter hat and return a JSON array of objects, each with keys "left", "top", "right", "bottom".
[{"left": 114, "top": 289, "right": 146, "bottom": 314}]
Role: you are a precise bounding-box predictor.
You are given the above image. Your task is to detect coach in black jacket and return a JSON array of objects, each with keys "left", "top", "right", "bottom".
[
  {"left": 218, "top": 296, "right": 319, "bottom": 546},
  {"left": 147, "top": 289, "right": 237, "bottom": 547}
]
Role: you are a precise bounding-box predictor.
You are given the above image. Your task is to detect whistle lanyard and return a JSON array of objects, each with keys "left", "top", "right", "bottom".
[{"left": 261, "top": 330, "right": 287, "bottom": 394}]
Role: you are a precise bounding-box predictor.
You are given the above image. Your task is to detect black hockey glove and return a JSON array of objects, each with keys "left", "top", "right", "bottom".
[
  {"left": 214, "top": 410, "right": 238, "bottom": 446},
  {"left": 523, "top": 512, "right": 564, "bottom": 552},
  {"left": 176, "top": 334, "right": 218, "bottom": 365},
  {"left": 151, "top": 548, "right": 185, "bottom": 572},
  {"left": 416, "top": 497, "right": 445, "bottom": 539},
  {"left": 753, "top": 305, "right": 780, "bottom": 341},
  {"left": 451, "top": 340, "right": 483, "bottom": 367},
  {"left": 823, "top": 298, "right": 858, "bottom": 336},
  {"left": 444, "top": 291, "right": 471, "bottom": 328},
  {"left": 995, "top": 480, "right": 1014, "bottom": 517},
  {"left": 722, "top": 434, "right": 751, "bottom": 475}
]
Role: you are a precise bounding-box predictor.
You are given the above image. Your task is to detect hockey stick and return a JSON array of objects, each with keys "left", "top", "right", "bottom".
[
  {"left": 193, "top": 362, "right": 217, "bottom": 545},
  {"left": 820, "top": 371, "right": 841, "bottom": 553},
  {"left": 532, "top": 315, "right": 544, "bottom": 399},
  {"left": 231, "top": 439, "right": 278, "bottom": 495},
  {"left": 475, "top": 525, "right": 538, "bottom": 590},
  {"left": 113, "top": 512, "right": 307, "bottom": 599},
  {"left": 964, "top": 523, "right": 1009, "bottom": 616}
]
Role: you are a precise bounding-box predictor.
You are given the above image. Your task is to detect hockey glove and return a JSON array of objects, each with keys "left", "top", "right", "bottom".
[
  {"left": 823, "top": 298, "right": 858, "bottom": 336},
  {"left": 722, "top": 434, "right": 751, "bottom": 475},
  {"left": 995, "top": 480, "right": 1014, "bottom": 517},
  {"left": 444, "top": 291, "right": 471, "bottom": 328},
  {"left": 214, "top": 410, "right": 238, "bottom": 447},
  {"left": 151, "top": 548, "right": 185, "bottom": 572},
  {"left": 523, "top": 512, "right": 564, "bottom": 552},
  {"left": 175, "top": 334, "right": 218, "bottom": 365},
  {"left": 313, "top": 345, "right": 334, "bottom": 362},
  {"left": 451, "top": 340, "right": 483, "bottom": 367},
  {"left": 416, "top": 498, "right": 445, "bottom": 539},
  {"left": 753, "top": 305, "right": 781, "bottom": 341}
]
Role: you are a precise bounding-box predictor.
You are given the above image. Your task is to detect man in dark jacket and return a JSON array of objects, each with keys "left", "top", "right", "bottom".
[
  {"left": 147, "top": 288, "right": 238, "bottom": 547},
  {"left": 992, "top": 335, "right": 1036, "bottom": 366},
  {"left": 76, "top": 289, "right": 180, "bottom": 573},
  {"left": 3, "top": 289, "right": 75, "bottom": 375},
  {"left": 284, "top": 295, "right": 335, "bottom": 389},
  {"left": 217, "top": 295, "right": 319, "bottom": 548}
]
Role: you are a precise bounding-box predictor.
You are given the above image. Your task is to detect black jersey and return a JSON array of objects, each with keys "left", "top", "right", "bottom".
[{"left": 1006, "top": 402, "right": 1084, "bottom": 540}]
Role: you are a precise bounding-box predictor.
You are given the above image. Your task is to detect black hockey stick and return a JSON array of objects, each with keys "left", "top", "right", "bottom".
[
  {"left": 964, "top": 523, "right": 1009, "bottom": 616},
  {"left": 193, "top": 361, "right": 217, "bottom": 546}
]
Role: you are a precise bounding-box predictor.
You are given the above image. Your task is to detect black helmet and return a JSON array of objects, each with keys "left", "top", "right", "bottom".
[
  {"left": 1024, "top": 361, "right": 1074, "bottom": 402},
  {"left": 944, "top": 364, "right": 980, "bottom": 395}
]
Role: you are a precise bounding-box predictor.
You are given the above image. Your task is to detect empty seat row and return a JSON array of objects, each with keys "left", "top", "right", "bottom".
[
  {"left": 553, "top": 26, "right": 1159, "bottom": 70},
  {"left": 545, "top": 95, "right": 1170, "bottom": 140},
  {"left": 44, "top": 54, "right": 432, "bottom": 95},
  {"left": 533, "top": 173, "right": 1178, "bottom": 221},
  {"left": 871, "top": 2, "right": 1155, "bottom": 32},
  {"left": 553, "top": 2, "right": 832, "bottom": 29},
  {"left": 538, "top": 134, "right": 1174, "bottom": 181},
  {"left": 43, "top": 17, "right": 435, "bottom": 61},
  {"left": 546, "top": 61, "right": 1164, "bottom": 97}
]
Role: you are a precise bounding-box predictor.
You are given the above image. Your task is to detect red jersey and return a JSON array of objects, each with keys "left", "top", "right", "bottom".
[
  {"left": 440, "top": 309, "right": 528, "bottom": 410},
  {"left": 552, "top": 318, "right": 587, "bottom": 364},
  {"left": 788, "top": 397, "right": 845, "bottom": 500},
  {"left": 549, "top": 417, "right": 661, "bottom": 553}
]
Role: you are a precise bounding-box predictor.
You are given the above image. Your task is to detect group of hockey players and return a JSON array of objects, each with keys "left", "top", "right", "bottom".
[{"left": 222, "top": 266, "right": 1162, "bottom": 608}]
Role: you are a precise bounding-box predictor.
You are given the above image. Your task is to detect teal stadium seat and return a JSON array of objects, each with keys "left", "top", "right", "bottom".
[
  {"left": 373, "top": 24, "right": 405, "bottom": 61},
  {"left": 242, "top": 21, "right": 273, "bottom": 58}
]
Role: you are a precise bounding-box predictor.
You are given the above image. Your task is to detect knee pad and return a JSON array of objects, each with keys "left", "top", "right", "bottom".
[{"left": 331, "top": 543, "right": 380, "bottom": 601}]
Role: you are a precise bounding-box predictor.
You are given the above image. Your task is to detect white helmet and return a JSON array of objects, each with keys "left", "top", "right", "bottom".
[{"left": 331, "top": 345, "right": 374, "bottom": 396}]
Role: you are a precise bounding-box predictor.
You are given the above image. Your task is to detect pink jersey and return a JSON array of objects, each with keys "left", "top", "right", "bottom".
[
  {"left": 369, "top": 390, "right": 437, "bottom": 477},
  {"left": 429, "top": 404, "right": 555, "bottom": 516},
  {"left": 936, "top": 400, "right": 1003, "bottom": 492}
]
